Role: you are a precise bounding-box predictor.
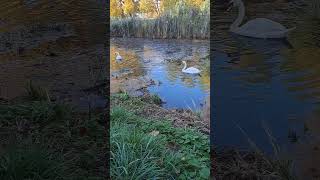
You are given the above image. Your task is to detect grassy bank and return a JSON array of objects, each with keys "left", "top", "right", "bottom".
[
  {"left": 213, "top": 148, "right": 296, "bottom": 180},
  {"left": 0, "top": 83, "right": 107, "bottom": 179},
  {"left": 110, "top": 1, "right": 209, "bottom": 39},
  {"left": 110, "top": 93, "right": 210, "bottom": 179},
  {"left": 212, "top": 127, "right": 296, "bottom": 180}
]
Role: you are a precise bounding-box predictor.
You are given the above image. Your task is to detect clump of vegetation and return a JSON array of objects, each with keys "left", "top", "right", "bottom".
[
  {"left": 25, "top": 80, "right": 50, "bottom": 102},
  {"left": 213, "top": 148, "right": 296, "bottom": 180},
  {"left": 310, "top": 0, "right": 320, "bottom": 19},
  {"left": 150, "top": 94, "right": 162, "bottom": 105},
  {"left": 0, "top": 83, "right": 107, "bottom": 179},
  {"left": 213, "top": 126, "right": 297, "bottom": 180},
  {"left": 110, "top": 105, "right": 210, "bottom": 179},
  {"left": 110, "top": 0, "right": 209, "bottom": 39},
  {"left": 0, "top": 145, "right": 65, "bottom": 180}
]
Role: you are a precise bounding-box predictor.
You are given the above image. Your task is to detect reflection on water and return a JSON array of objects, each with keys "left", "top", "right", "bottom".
[
  {"left": 110, "top": 38, "right": 209, "bottom": 109},
  {"left": 213, "top": 10, "right": 320, "bottom": 179},
  {"left": 0, "top": 0, "right": 106, "bottom": 109}
]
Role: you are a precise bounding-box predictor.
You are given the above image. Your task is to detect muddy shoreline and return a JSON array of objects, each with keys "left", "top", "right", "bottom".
[{"left": 111, "top": 77, "right": 210, "bottom": 134}]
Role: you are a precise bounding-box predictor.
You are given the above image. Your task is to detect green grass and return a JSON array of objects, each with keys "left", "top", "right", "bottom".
[
  {"left": 0, "top": 101, "right": 71, "bottom": 128},
  {"left": 110, "top": 107, "right": 210, "bottom": 179},
  {"left": 0, "top": 84, "right": 107, "bottom": 179},
  {"left": 150, "top": 94, "right": 162, "bottom": 105},
  {"left": 0, "top": 144, "right": 66, "bottom": 180}
]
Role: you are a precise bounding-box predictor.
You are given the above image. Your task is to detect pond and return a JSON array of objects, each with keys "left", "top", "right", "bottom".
[
  {"left": 110, "top": 38, "right": 210, "bottom": 110},
  {"left": 213, "top": 3, "right": 320, "bottom": 178},
  {"left": 0, "top": 0, "right": 106, "bottom": 110}
]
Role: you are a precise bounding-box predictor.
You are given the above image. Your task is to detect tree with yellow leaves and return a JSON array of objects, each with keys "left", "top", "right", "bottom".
[
  {"left": 160, "top": 0, "right": 176, "bottom": 13},
  {"left": 110, "top": 0, "right": 123, "bottom": 17},
  {"left": 139, "top": 0, "right": 156, "bottom": 14},
  {"left": 123, "top": 0, "right": 136, "bottom": 16},
  {"left": 186, "top": 0, "right": 205, "bottom": 9}
]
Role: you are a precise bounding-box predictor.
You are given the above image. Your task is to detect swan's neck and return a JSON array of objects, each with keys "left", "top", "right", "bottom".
[
  {"left": 230, "top": 1, "right": 245, "bottom": 31},
  {"left": 182, "top": 62, "right": 187, "bottom": 70}
]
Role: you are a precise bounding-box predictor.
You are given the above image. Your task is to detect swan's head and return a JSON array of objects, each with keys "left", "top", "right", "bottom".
[
  {"left": 227, "top": 0, "right": 241, "bottom": 10},
  {"left": 182, "top": 61, "right": 187, "bottom": 64}
]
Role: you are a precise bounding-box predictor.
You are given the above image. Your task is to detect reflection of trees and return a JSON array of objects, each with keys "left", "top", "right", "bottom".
[
  {"left": 199, "top": 57, "right": 210, "bottom": 91},
  {"left": 110, "top": 45, "right": 145, "bottom": 78},
  {"left": 0, "top": 0, "right": 105, "bottom": 47},
  {"left": 230, "top": 53, "right": 274, "bottom": 84},
  {"left": 280, "top": 18, "right": 320, "bottom": 101},
  {"left": 278, "top": 17, "right": 320, "bottom": 180},
  {"left": 228, "top": 35, "right": 292, "bottom": 85},
  {"left": 111, "top": 40, "right": 210, "bottom": 92},
  {"left": 164, "top": 49, "right": 210, "bottom": 92}
]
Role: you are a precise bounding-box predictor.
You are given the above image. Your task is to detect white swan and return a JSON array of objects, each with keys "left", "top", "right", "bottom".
[
  {"left": 228, "top": 0, "right": 295, "bottom": 39},
  {"left": 115, "top": 52, "right": 122, "bottom": 61},
  {"left": 182, "top": 61, "right": 201, "bottom": 75}
]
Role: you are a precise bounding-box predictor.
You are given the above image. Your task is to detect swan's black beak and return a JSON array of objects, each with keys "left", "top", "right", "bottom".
[{"left": 227, "top": 1, "right": 233, "bottom": 12}]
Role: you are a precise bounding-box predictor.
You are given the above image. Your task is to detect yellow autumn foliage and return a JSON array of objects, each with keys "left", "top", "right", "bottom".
[{"left": 110, "top": 0, "right": 122, "bottom": 17}]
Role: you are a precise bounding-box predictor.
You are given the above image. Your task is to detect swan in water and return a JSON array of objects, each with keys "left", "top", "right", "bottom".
[
  {"left": 115, "top": 52, "right": 122, "bottom": 61},
  {"left": 182, "top": 61, "right": 201, "bottom": 75},
  {"left": 228, "top": 0, "right": 295, "bottom": 39}
]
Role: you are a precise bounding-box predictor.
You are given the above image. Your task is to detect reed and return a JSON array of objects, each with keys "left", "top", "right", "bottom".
[
  {"left": 110, "top": 1, "right": 209, "bottom": 39},
  {"left": 310, "top": 0, "right": 320, "bottom": 19},
  {"left": 214, "top": 122, "right": 297, "bottom": 180}
]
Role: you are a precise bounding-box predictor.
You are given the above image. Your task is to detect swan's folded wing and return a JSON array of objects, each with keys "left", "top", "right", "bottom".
[
  {"left": 186, "top": 67, "right": 201, "bottom": 73},
  {"left": 241, "top": 18, "right": 286, "bottom": 32}
]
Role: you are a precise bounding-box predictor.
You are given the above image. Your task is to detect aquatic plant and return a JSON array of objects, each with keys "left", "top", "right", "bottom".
[
  {"left": 310, "top": 0, "right": 320, "bottom": 19},
  {"left": 214, "top": 123, "right": 297, "bottom": 179},
  {"left": 110, "top": 0, "right": 209, "bottom": 39},
  {"left": 149, "top": 94, "right": 163, "bottom": 105},
  {"left": 186, "top": 98, "right": 203, "bottom": 119}
]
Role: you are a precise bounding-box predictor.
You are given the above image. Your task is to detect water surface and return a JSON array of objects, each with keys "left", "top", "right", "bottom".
[
  {"left": 111, "top": 38, "right": 210, "bottom": 110},
  {"left": 0, "top": 0, "right": 106, "bottom": 110},
  {"left": 212, "top": 7, "right": 320, "bottom": 158}
]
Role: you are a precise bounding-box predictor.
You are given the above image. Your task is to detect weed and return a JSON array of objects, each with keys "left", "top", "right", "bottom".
[
  {"left": 110, "top": 107, "right": 210, "bottom": 179},
  {"left": 25, "top": 80, "right": 50, "bottom": 102},
  {"left": 150, "top": 94, "right": 162, "bottom": 105},
  {"left": 0, "top": 144, "right": 65, "bottom": 180},
  {"left": 0, "top": 101, "right": 71, "bottom": 128},
  {"left": 186, "top": 99, "right": 202, "bottom": 119},
  {"left": 310, "top": 0, "right": 320, "bottom": 19},
  {"left": 214, "top": 122, "right": 297, "bottom": 180}
]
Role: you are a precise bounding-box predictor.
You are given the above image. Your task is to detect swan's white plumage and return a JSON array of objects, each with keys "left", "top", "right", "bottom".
[
  {"left": 229, "top": 0, "right": 295, "bottom": 39},
  {"left": 115, "top": 52, "right": 122, "bottom": 61},
  {"left": 182, "top": 61, "right": 201, "bottom": 74}
]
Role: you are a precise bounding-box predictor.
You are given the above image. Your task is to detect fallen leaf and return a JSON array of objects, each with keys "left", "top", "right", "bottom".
[{"left": 149, "top": 130, "right": 159, "bottom": 136}]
